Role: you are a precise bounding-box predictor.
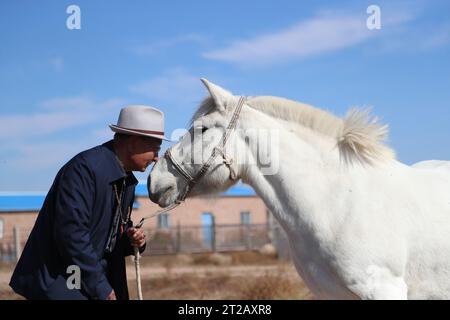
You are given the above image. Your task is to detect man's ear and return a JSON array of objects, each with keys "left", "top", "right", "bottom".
[
  {"left": 200, "top": 78, "right": 235, "bottom": 111},
  {"left": 127, "top": 135, "right": 140, "bottom": 152},
  {"left": 126, "top": 139, "right": 133, "bottom": 152}
]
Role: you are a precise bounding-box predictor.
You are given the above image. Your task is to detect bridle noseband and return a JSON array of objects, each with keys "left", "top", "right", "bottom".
[
  {"left": 137, "top": 97, "right": 246, "bottom": 232},
  {"left": 165, "top": 96, "right": 246, "bottom": 203},
  {"left": 135, "top": 97, "right": 245, "bottom": 300}
]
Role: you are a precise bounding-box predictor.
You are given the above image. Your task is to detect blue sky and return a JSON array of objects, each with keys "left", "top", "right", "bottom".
[{"left": 0, "top": 0, "right": 449, "bottom": 191}]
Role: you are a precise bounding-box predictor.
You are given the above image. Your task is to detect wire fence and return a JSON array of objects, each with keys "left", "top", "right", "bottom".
[
  {"left": 0, "top": 223, "right": 290, "bottom": 262},
  {"left": 0, "top": 226, "right": 30, "bottom": 263},
  {"left": 142, "top": 223, "right": 273, "bottom": 255}
]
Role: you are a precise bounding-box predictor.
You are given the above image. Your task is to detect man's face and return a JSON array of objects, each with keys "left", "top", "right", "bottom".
[{"left": 127, "top": 135, "right": 162, "bottom": 172}]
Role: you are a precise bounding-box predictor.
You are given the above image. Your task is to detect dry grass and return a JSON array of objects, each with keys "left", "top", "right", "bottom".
[
  {"left": 137, "top": 250, "right": 279, "bottom": 267},
  {"left": 129, "top": 272, "right": 235, "bottom": 300},
  {"left": 229, "top": 251, "right": 278, "bottom": 265},
  {"left": 1, "top": 251, "right": 313, "bottom": 300},
  {"left": 0, "top": 283, "right": 23, "bottom": 300},
  {"left": 235, "top": 266, "right": 312, "bottom": 300},
  {"left": 127, "top": 253, "right": 313, "bottom": 300},
  {"left": 0, "top": 262, "right": 15, "bottom": 272},
  {"left": 127, "top": 267, "right": 313, "bottom": 300}
]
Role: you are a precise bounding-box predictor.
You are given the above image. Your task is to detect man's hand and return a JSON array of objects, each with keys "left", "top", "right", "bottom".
[
  {"left": 127, "top": 227, "right": 146, "bottom": 248},
  {"left": 106, "top": 290, "right": 116, "bottom": 300}
]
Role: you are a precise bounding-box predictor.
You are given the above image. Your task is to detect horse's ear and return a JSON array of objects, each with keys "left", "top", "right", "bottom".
[{"left": 200, "top": 78, "right": 234, "bottom": 111}]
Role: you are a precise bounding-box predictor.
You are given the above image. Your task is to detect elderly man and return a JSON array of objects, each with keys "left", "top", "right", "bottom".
[{"left": 10, "top": 105, "right": 168, "bottom": 300}]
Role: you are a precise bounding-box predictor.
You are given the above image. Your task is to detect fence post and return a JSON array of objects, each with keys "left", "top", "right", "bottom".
[
  {"left": 211, "top": 216, "right": 216, "bottom": 252},
  {"left": 267, "top": 209, "right": 274, "bottom": 243},
  {"left": 176, "top": 222, "right": 181, "bottom": 253},
  {"left": 13, "top": 226, "right": 21, "bottom": 261},
  {"left": 245, "top": 224, "right": 251, "bottom": 250}
]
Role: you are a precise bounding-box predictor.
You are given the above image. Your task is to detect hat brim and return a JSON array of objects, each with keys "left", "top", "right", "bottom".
[{"left": 109, "top": 124, "right": 171, "bottom": 141}]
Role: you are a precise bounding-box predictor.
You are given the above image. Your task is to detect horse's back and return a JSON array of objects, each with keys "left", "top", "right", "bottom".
[{"left": 412, "top": 160, "right": 450, "bottom": 172}]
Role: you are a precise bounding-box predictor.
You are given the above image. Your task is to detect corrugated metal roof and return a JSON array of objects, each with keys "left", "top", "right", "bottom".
[
  {"left": 0, "top": 194, "right": 47, "bottom": 212},
  {"left": 222, "top": 183, "right": 256, "bottom": 197},
  {"left": 0, "top": 183, "right": 256, "bottom": 212},
  {"left": 135, "top": 182, "right": 256, "bottom": 197}
]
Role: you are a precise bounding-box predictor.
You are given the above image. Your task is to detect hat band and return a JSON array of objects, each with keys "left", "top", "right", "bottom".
[{"left": 118, "top": 126, "right": 164, "bottom": 136}]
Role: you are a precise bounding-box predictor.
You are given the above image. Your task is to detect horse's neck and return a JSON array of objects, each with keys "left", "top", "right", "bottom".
[{"left": 239, "top": 109, "right": 349, "bottom": 240}]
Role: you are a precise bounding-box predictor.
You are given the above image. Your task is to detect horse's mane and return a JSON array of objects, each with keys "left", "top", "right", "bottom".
[{"left": 192, "top": 95, "right": 395, "bottom": 165}]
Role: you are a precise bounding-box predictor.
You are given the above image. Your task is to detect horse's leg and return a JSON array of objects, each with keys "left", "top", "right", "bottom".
[{"left": 350, "top": 265, "right": 408, "bottom": 300}]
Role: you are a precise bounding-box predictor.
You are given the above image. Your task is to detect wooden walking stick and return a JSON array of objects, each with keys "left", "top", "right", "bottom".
[
  {"left": 132, "top": 202, "right": 181, "bottom": 300},
  {"left": 134, "top": 246, "right": 143, "bottom": 300},
  {"left": 134, "top": 219, "right": 145, "bottom": 300}
]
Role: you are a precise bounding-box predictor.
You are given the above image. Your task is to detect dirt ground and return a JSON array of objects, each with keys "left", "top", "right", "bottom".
[{"left": 0, "top": 251, "right": 313, "bottom": 300}]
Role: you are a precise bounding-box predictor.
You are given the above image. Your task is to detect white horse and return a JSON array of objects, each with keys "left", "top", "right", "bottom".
[{"left": 148, "top": 79, "right": 450, "bottom": 299}]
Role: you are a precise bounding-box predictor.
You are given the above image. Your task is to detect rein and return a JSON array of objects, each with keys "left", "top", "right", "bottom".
[
  {"left": 136, "top": 96, "right": 246, "bottom": 227},
  {"left": 165, "top": 96, "right": 246, "bottom": 202},
  {"left": 132, "top": 96, "right": 246, "bottom": 300}
]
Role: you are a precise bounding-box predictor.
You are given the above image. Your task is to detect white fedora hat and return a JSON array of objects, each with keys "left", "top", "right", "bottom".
[{"left": 109, "top": 105, "right": 170, "bottom": 141}]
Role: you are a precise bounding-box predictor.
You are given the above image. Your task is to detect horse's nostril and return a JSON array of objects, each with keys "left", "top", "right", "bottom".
[
  {"left": 160, "top": 185, "right": 173, "bottom": 195},
  {"left": 149, "top": 185, "right": 173, "bottom": 201}
]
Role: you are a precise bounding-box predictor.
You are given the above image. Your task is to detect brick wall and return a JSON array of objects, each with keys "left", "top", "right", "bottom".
[
  {"left": 0, "top": 195, "right": 269, "bottom": 242},
  {"left": 0, "top": 211, "right": 36, "bottom": 243},
  {"left": 132, "top": 195, "right": 269, "bottom": 229}
]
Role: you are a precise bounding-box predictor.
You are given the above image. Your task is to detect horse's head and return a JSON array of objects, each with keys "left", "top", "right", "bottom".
[{"left": 148, "top": 79, "right": 245, "bottom": 207}]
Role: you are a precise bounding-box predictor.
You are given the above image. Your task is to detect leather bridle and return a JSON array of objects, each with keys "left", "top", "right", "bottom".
[
  {"left": 137, "top": 97, "right": 246, "bottom": 234},
  {"left": 164, "top": 96, "right": 246, "bottom": 204}
]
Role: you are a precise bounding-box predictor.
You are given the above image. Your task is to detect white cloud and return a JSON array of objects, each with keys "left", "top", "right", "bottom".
[
  {"left": 374, "top": 20, "right": 450, "bottom": 54},
  {"left": 0, "top": 136, "right": 109, "bottom": 191},
  {"left": 39, "top": 95, "right": 95, "bottom": 110},
  {"left": 420, "top": 23, "right": 450, "bottom": 49},
  {"left": 39, "top": 95, "right": 122, "bottom": 110},
  {"left": 0, "top": 95, "right": 125, "bottom": 189},
  {"left": 131, "top": 34, "right": 207, "bottom": 56},
  {"left": 129, "top": 68, "right": 204, "bottom": 104},
  {"left": 91, "top": 128, "right": 114, "bottom": 142},
  {"left": 13, "top": 140, "right": 91, "bottom": 170},
  {"left": 203, "top": 10, "right": 414, "bottom": 66},
  {"left": 0, "top": 111, "right": 92, "bottom": 138},
  {"left": 0, "top": 96, "right": 125, "bottom": 139}
]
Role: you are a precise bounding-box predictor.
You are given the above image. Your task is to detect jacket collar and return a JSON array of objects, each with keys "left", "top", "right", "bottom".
[{"left": 102, "top": 140, "right": 138, "bottom": 186}]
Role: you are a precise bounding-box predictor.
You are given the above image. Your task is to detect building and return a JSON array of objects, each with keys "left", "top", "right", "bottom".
[
  {"left": 0, "top": 183, "right": 273, "bottom": 259},
  {"left": 132, "top": 183, "right": 269, "bottom": 228}
]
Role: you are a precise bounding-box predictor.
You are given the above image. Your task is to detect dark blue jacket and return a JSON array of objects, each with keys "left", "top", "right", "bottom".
[{"left": 9, "top": 140, "right": 143, "bottom": 300}]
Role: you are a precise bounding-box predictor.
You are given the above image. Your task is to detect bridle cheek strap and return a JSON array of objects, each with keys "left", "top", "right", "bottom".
[
  {"left": 214, "top": 146, "right": 238, "bottom": 180},
  {"left": 165, "top": 96, "right": 246, "bottom": 203}
]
